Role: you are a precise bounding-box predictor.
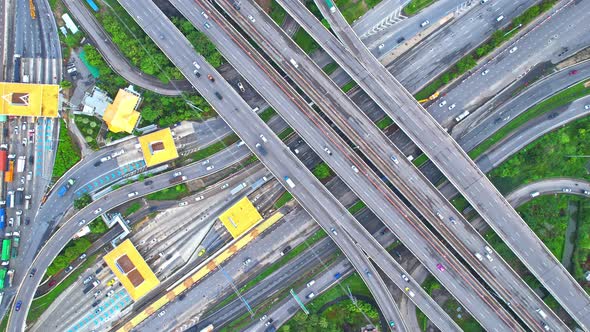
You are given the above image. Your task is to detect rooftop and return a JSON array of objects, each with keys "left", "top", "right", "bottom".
[
  {"left": 219, "top": 197, "right": 263, "bottom": 239},
  {"left": 0, "top": 82, "right": 59, "bottom": 117},
  {"left": 137, "top": 128, "right": 179, "bottom": 167},
  {"left": 103, "top": 88, "right": 141, "bottom": 133},
  {"left": 103, "top": 239, "right": 159, "bottom": 301}
]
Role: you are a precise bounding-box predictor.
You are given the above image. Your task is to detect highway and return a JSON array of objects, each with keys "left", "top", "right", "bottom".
[
  {"left": 60, "top": 0, "right": 192, "bottom": 96},
  {"left": 433, "top": 0, "right": 590, "bottom": 128},
  {"left": 242, "top": 0, "right": 564, "bottom": 329},
  {"left": 287, "top": 0, "right": 590, "bottom": 328},
  {"left": 170, "top": 0, "right": 520, "bottom": 330},
  {"left": 6, "top": 2, "right": 431, "bottom": 330}
]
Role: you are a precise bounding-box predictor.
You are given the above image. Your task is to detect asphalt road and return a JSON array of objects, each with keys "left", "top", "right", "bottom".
[
  {"left": 298, "top": 0, "right": 590, "bottom": 328},
  {"left": 173, "top": 0, "right": 516, "bottom": 330},
  {"left": 60, "top": 0, "right": 192, "bottom": 95},
  {"left": 432, "top": 0, "right": 590, "bottom": 129},
  {"left": 231, "top": 0, "right": 564, "bottom": 330}
]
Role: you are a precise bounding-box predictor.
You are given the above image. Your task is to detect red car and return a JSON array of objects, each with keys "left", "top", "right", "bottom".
[
  {"left": 569, "top": 69, "right": 578, "bottom": 75},
  {"left": 436, "top": 263, "right": 446, "bottom": 272},
  {"left": 48, "top": 280, "right": 57, "bottom": 287}
]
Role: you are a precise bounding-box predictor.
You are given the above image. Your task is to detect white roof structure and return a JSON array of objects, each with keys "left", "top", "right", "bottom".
[{"left": 62, "top": 13, "right": 79, "bottom": 34}]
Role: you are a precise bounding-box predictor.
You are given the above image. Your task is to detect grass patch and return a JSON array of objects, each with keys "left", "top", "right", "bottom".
[
  {"left": 146, "top": 184, "right": 189, "bottom": 201},
  {"left": 376, "top": 116, "right": 394, "bottom": 130},
  {"left": 451, "top": 195, "right": 471, "bottom": 213},
  {"left": 489, "top": 115, "right": 590, "bottom": 194},
  {"left": 73, "top": 114, "right": 102, "bottom": 150},
  {"left": 322, "top": 62, "right": 339, "bottom": 75},
  {"left": 412, "top": 154, "right": 429, "bottom": 167},
  {"left": 573, "top": 200, "right": 590, "bottom": 295},
  {"left": 333, "top": 0, "right": 384, "bottom": 24},
  {"left": 313, "top": 162, "right": 333, "bottom": 180},
  {"left": 403, "top": 0, "right": 435, "bottom": 15},
  {"left": 342, "top": 80, "right": 358, "bottom": 93},
  {"left": 278, "top": 127, "right": 295, "bottom": 140},
  {"left": 274, "top": 191, "right": 293, "bottom": 209},
  {"left": 414, "top": 0, "right": 557, "bottom": 101},
  {"left": 269, "top": 0, "right": 287, "bottom": 25},
  {"left": 124, "top": 202, "right": 141, "bottom": 216},
  {"left": 28, "top": 255, "right": 98, "bottom": 324},
  {"left": 469, "top": 80, "right": 590, "bottom": 159},
  {"left": 258, "top": 107, "right": 277, "bottom": 123},
  {"left": 348, "top": 200, "right": 366, "bottom": 214},
  {"left": 443, "top": 298, "right": 483, "bottom": 331},
  {"left": 52, "top": 120, "right": 81, "bottom": 180},
  {"left": 293, "top": 29, "right": 320, "bottom": 54},
  {"left": 187, "top": 134, "right": 239, "bottom": 162}
]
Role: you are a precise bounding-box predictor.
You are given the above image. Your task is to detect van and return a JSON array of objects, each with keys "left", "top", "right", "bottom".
[
  {"left": 496, "top": 15, "right": 504, "bottom": 22},
  {"left": 475, "top": 252, "right": 483, "bottom": 261},
  {"left": 192, "top": 61, "right": 201, "bottom": 70},
  {"left": 252, "top": 107, "right": 259, "bottom": 113},
  {"left": 289, "top": 58, "right": 299, "bottom": 68},
  {"left": 201, "top": 11, "right": 209, "bottom": 19},
  {"left": 306, "top": 280, "right": 315, "bottom": 287},
  {"left": 530, "top": 191, "right": 540, "bottom": 198},
  {"left": 536, "top": 308, "right": 548, "bottom": 319}
]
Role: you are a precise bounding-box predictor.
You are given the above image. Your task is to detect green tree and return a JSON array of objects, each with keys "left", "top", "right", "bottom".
[
  {"left": 60, "top": 80, "right": 73, "bottom": 89},
  {"left": 89, "top": 218, "right": 108, "bottom": 234},
  {"left": 74, "top": 193, "right": 92, "bottom": 209},
  {"left": 313, "top": 162, "right": 332, "bottom": 179}
]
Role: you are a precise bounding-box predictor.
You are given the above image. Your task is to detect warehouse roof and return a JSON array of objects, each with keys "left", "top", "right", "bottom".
[{"left": 0, "top": 82, "right": 59, "bottom": 117}]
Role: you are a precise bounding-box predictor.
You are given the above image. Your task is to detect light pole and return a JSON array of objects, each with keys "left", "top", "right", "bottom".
[{"left": 504, "top": 23, "right": 522, "bottom": 36}]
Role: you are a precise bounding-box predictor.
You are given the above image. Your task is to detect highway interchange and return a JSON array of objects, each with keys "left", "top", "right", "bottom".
[{"left": 2, "top": 0, "right": 590, "bottom": 331}]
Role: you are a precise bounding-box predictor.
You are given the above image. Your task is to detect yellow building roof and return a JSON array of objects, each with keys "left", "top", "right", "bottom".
[
  {"left": 103, "top": 239, "right": 159, "bottom": 301},
  {"left": 0, "top": 82, "right": 59, "bottom": 117},
  {"left": 103, "top": 89, "right": 140, "bottom": 133},
  {"left": 219, "top": 197, "right": 263, "bottom": 238},
  {"left": 138, "top": 128, "right": 179, "bottom": 167}
]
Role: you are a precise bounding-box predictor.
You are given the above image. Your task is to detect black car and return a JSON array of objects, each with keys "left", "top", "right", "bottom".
[
  {"left": 144, "top": 180, "right": 153, "bottom": 186},
  {"left": 280, "top": 245, "right": 292, "bottom": 256},
  {"left": 94, "top": 161, "right": 102, "bottom": 167},
  {"left": 24, "top": 218, "right": 30, "bottom": 225},
  {"left": 215, "top": 92, "right": 223, "bottom": 100},
  {"left": 29, "top": 268, "right": 37, "bottom": 277},
  {"left": 396, "top": 36, "right": 405, "bottom": 43},
  {"left": 92, "top": 300, "right": 101, "bottom": 307}
]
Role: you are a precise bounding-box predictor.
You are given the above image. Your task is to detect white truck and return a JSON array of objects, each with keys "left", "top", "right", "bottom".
[
  {"left": 16, "top": 156, "right": 25, "bottom": 173},
  {"left": 284, "top": 176, "right": 295, "bottom": 188}
]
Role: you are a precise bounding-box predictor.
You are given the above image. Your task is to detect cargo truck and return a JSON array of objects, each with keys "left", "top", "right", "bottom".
[
  {"left": 4, "top": 161, "right": 14, "bottom": 183},
  {"left": 0, "top": 208, "right": 5, "bottom": 230},
  {"left": 284, "top": 176, "right": 295, "bottom": 188},
  {"left": 169, "top": 175, "right": 187, "bottom": 185},
  {"left": 6, "top": 269, "right": 14, "bottom": 287},
  {"left": 15, "top": 189, "right": 24, "bottom": 206},
  {"left": 16, "top": 156, "right": 25, "bottom": 173},
  {"left": 230, "top": 182, "right": 247, "bottom": 195},
  {"left": 0, "top": 146, "right": 7, "bottom": 171},
  {"left": 25, "top": 195, "right": 31, "bottom": 210},
  {"left": 325, "top": 0, "right": 336, "bottom": 12},
  {"left": 58, "top": 178, "right": 76, "bottom": 197}
]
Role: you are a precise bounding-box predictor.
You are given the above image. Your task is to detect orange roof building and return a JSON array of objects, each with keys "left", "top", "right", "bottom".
[
  {"left": 103, "top": 87, "right": 141, "bottom": 133},
  {"left": 0, "top": 82, "right": 59, "bottom": 117}
]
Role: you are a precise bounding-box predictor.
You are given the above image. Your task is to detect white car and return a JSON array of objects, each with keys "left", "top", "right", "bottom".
[
  {"left": 78, "top": 219, "right": 86, "bottom": 226},
  {"left": 248, "top": 15, "right": 256, "bottom": 23},
  {"left": 237, "top": 81, "right": 245, "bottom": 92},
  {"left": 420, "top": 20, "right": 430, "bottom": 27},
  {"left": 378, "top": 43, "right": 385, "bottom": 50},
  {"left": 259, "top": 315, "right": 267, "bottom": 322},
  {"left": 195, "top": 195, "right": 205, "bottom": 201},
  {"left": 323, "top": 146, "right": 332, "bottom": 155},
  {"left": 158, "top": 311, "right": 166, "bottom": 317},
  {"left": 202, "top": 159, "right": 210, "bottom": 165},
  {"left": 509, "top": 46, "right": 518, "bottom": 53},
  {"left": 330, "top": 227, "right": 337, "bottom": 236},
  {"left": 585, "top": 104, "right": 590, "bottom": 110},
  {"left": 448, "top": 104, "right": 456, "bottom": 110},
  {"left": 127, "top": 191, "right": 138, "bottom": 198},
  {"left": 481, "top": 69, "right": 489, "bottom": 76},
  {"left": 259, "top": 134, "right": 267, "bottom": 142},
  {"left": 178, "top": 202, "right": 188, "bottom": 207},
  {"left": 306, "top": 280, "right": 316, "bottom": 287},
  {"left": 401, "top": 274, "right": 410, "bottom": 282},
  {"left": 173, "top": 171, "right": 182, "bottom": 177},
  {"left": 351, "top": 165, "right": 359, "bottom": 173},
  {"left": 438, "top": 100, "right": 447, "bottom": 107},
  {"left": 94, "top": 208, "right": 103, "bottom": 215},
  {"left": 206, "top": 165, "right": 215, "bottom": 171}
]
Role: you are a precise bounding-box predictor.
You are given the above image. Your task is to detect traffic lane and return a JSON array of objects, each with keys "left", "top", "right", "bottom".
[
  {"left": 299, "top": 0, "right": 590, "bottom": 326},
  {"left": 237, "top": 1, "right": 557, "bottom": 329},
  {"left": 388, "top": 0, "right": 537, "bottom": 92},
  {"left": 5, "top": 143, "right": 251, "bottom": 331},
  {"left": 456, "top": 61, "right": 590, "bottom": 151},
  {"left": 123, "top": 2, "right": 411, "bottom": 328},
  {"left": 434, "top": 0, "right": 590, "bottom": 126},
  {"left": 478, "top": 96, "right": 590, "bottom": 171},
  {"left": 188, "top": 1, "right": 504, "bottom": 330},
  {"left": 507, "top": 178, "right": 590, "bottom": 208}
]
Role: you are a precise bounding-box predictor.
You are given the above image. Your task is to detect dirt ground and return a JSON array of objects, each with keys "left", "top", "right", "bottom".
[{"left": 255, "top": 0, "right": 272, "bottom": 12}]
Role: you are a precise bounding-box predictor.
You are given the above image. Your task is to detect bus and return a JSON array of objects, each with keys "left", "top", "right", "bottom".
[
  {"left": 325, "top": 0, "right": 336, "bottom": 12},
  {"left": 0, "top": 268, "right": 6, "bottom": 290},
  {"left": 1, "top": 239, "right": 11, "bottom": 262},
  {"left": 200, "top": 324, "right": 214, "bottom": 332}
]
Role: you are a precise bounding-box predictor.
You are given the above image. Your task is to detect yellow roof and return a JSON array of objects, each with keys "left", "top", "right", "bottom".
[
  {"left": 138, "top": 128, "right": 179, "bottom": 167},
  {"left": 103, "top": 239, "right": 159, "bottom": 301},
  {"left": 103, "top": 89, "right": 140, "bottom": 133},
  {"left": 219, "top": 197, "right": 263, "bottom": 238},
  {"left": 0, "top": 82, "right": 59, "bottom": 117}
]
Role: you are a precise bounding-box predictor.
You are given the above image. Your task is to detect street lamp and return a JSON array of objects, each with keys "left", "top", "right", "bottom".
[{"left": 504, "top": 23, "right": 522, "bottom": 36}]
